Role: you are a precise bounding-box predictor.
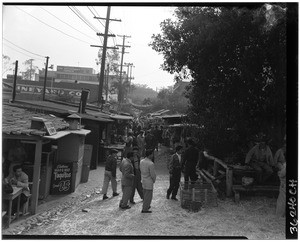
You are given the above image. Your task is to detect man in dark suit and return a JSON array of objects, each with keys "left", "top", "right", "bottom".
[
  {"left": 119, "top": 152, "right": 135, "bottom": 209},
  {"left": 182, "top": 139, "right": 199, "bottom": 186},
  {"left": 167, "top": 145, "right": 183, "bottom": 201}
]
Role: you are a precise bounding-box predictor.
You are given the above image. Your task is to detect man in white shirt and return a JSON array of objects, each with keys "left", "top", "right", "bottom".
[
  {"left": 245, "top": 135, "right": 274, "bottom": 183},
  {"left": 140, "top": 149, "right": 156, "bottom": 213}
]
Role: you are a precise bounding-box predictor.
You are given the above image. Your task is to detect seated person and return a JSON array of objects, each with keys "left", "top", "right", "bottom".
[
  {"left": 274, "top": 138, "right": 286, "bottom": 168},
  {"left": 244, "top": 135, "right": 274, "bottom": 184},
  {"left": 4, "top": 165, "right": 30, "bottom": 215}
]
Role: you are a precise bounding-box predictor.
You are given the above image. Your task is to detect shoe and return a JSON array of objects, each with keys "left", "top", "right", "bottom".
[
  {"left": 120, "top": 205, "right": 131, "bottom": 210},
  {"left": 113, "top": 192, "right": 119, "bottom": 197},
  {"left": 166, "top": 194, "right": 170, "bottom": 199},
  {"left": 103, "top": 195, "right": 109, "bottom": 200},
  {"left": 130, "top": 201, "right": 136, "bottom": 204},
  {"left": 141, "top": 210, "right": 152, "bottom": 213},
  {"left": 148, "top": 206, "right": 151, "bottom": 209},
  {"left": 171, "top": 197, "right": 178, "bottom": 201}
]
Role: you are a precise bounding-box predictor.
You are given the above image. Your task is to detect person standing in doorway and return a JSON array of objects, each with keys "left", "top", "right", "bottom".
[
  {"left": 140, "top": 149, "right": 156, "bottom": 213},
  {"left": 167, "top": 145, "right": 183, "bottom": 201},
  {"left": 119, "top": 152, "right": 135, "bottom": 209},
  {"left": 101, "top": 149, "right": 119, "bottom": 200}
]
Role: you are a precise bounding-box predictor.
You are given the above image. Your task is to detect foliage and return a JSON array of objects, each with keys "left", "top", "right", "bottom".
[
  {"left": 96, "top": 48, "right": 120, "bottom": 75},
  {"left": 150, "top": 4, "right": 287, "bottom": 157},
  {"left": 128, "top": 84, "right": 157, "bottom": 104},
  {"left": 111, "top": 79, "right": 133, "bottom": 103},
  {"left": 22, "top": 59, "right": 39, "bottom": 80},
  {"left": 2, "top": 55, "right": 12, "bottom": 77}
]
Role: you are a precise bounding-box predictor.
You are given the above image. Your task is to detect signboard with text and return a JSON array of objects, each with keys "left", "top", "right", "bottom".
[{"left": 50, "top": 163, "right": 73, "bottom": 195}]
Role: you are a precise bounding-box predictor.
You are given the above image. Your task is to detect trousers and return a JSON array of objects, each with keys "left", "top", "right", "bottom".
[
  {"left": 130, "top": 169, "right": 144, "bottom": 202},
  {"left": 120, "top": 185, "right": 132, "bottom": 208},
  {"left": 102, "top": 170, "right": 117, "bottom": 194},
  {"left": 142, "top": 189, "right": 153, "bottom": 211},
  {"left": 167, "top": 171, "right": 181, "bottom": 198}
]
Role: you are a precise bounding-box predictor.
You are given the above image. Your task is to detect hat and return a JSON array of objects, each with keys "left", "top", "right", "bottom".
[{"left": 110, "top": 149, "right": 118, "bottom": 154}]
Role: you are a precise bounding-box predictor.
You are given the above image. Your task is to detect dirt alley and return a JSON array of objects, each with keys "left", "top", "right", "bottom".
[{"left": 2, "top": 146, "right": 285, "bottom": 239}]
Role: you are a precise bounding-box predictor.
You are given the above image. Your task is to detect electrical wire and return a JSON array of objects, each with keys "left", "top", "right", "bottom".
[
  {"left": 15, "top": 6, "right": 91, "bottom": 45},
  {"left": 3, "top": 43, "right": 44, "bottom": 61},
  {"left": 40, "top": 6, "right": 99, "bottom": 43},
  {"left": 69, "top": 6, "right": 99, "bottom": 33},
  {"left": 3, "top": 38, "right": 46, "bottom": 59},
  {"left": 87, "top": 6, "right": 103, "bottom": 45}
]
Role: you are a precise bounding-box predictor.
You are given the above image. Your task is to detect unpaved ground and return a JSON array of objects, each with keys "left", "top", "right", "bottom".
[{"left": 2, "top": 146, "right": 285, "bottom": 239}]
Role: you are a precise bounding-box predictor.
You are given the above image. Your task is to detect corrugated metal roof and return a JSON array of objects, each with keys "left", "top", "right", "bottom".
[{"left": 2, "top": 104, "right": 69, "bottom": 137}]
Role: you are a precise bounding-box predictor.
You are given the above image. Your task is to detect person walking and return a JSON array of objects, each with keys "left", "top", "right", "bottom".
[
  {"left": 119, "top": 152, "right": 135, "bottom": 209},
  {"left": 182, "top": 139, "right": 199, "bottom": 187},
  {"left": 129, "top": 147, "right": 144, "bottom": 204},
  {"left": 167, "top": 145, "right": 183, "bottom": 201},
  {"left": 136, "top": 130, "right": 145, "bottom": 158},
  {"left": 140, "top": 149, "right": 156, "bottom": 213},
  {"left": 101, "top": 149, "right": 119, "bottom": 200}
]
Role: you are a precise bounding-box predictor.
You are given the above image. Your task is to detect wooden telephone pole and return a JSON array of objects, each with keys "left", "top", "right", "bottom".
[
  {"left": 116, "top": 35, "right": 131, "bottom": 103},
  {"left": 91, "top": 6, "right": 120, "bottom": 108}
]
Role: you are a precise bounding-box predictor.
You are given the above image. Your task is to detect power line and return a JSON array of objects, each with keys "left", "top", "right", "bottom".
[
  {"left": 3, "top": 43, "right": 44, "bottom": 61},
  {"left": 15, "top": 6, "right": 91, "bottom": 45},
  {"left": 40, "top": 6, "right": 99, "bottom": 43},
  {"left": 87, "top": 6, "right": 104, "bottom": 45},
  {"left": 3, "top": 38, "right": 45, "bottom": 58},
  {"left": 69, "top": 6, "right": 99, "bottom": 33}
]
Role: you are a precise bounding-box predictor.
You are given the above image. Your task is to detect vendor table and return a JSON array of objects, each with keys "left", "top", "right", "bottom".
[
  {"left": 233, "top": 184, "right": 279, "bottom": 203},
  {"left": 3, "top": 186, "right": 23, "bottom": 227}
]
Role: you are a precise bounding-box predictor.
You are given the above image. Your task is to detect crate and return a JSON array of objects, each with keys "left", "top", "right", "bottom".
[{"left": 180, "top": 181, "right": 218, "bottom": 210}]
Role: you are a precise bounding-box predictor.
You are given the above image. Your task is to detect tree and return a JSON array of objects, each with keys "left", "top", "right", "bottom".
[
  {"left": 2, "top": 55, "right": 12, "bottom": 77},
  {"left": 22, "top": 59, "right": 38, "bottom": 80},
  {"left": 150, "top": 4, "right": 287, "bottom": 156}
]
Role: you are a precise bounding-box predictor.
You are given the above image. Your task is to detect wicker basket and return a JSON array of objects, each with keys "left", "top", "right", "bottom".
[{"left": 180, "top": 181, "right": 218, "bottom": 210}]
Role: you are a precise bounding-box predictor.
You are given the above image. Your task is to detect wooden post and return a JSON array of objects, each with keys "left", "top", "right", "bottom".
[
  {"left": 31, "top": 139, "right": 42, "bottom": 214},
  {"left": 213, "top": 160, "right": 219, "bottom": 177},
  {"left": 226, "top": 167, "right": 233, "bottom": 197}
]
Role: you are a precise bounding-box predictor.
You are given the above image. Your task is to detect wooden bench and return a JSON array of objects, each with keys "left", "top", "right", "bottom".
[{"left": 233, "top": 185, "right": 279, "bottom": 203}]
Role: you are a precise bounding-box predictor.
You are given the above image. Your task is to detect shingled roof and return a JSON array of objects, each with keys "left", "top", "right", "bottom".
[{"left": 2, "top": 104, "right": 69, "bottom": 137}]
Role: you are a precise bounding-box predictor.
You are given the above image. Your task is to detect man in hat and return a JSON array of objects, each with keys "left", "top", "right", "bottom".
[
  {"left": 245, "top": 134, "right": 274, "bottom": 183},
  {"left": 119, "top": 152, "right": 135, "bottom": 209},
  {"left": 140, "top": 149, "right": 156, "bottom": 213},
  {"left": 123, "top": 131, "right": 134, "bottom": 158},
  {"left": 129, "top": 147, "right": 144, "bottom": 204},
  {"left": 167, "top": 145, "right": 183, "bottom": 201},
  {"left": 101, "top": 149, "right": 119, "bottom": 200}
]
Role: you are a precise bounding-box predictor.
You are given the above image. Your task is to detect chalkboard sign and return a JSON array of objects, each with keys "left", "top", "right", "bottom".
[
  {"left": 44, "top": 121, "right": 57, "bottom": 136},
  {"left": 50, "top": 163, "right": 73, "bottom": 194}
]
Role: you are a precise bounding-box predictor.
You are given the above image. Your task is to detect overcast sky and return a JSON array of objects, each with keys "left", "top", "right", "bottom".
[{"left": 2, "top": 4, "right": 177, "bottom": 90}]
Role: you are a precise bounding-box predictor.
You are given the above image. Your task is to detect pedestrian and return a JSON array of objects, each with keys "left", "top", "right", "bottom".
[
  {"left": 140, "top": 149, "right": 156, "bottom": 213},
  {"left": 123, "top": 131, "right": 134, "bottom": 158},
  {"left": 145, "top": 129, "right": 156, "bottom": 162},
  {"left": 137, "top": 130, "right": 145, "bottom": 157},
  {"left": 181, "top": 138, "right": 199, "bottom": 188},
  {"left": 167, "top": 145, "right": 183, "bottom": 201},
  {"left": 101, "top": 149, "right": 119, "bottom": 200},
  {"left": 130, "top": 147, "right": 144, "bottom": 204},
  {"left": 119, "top": 152, "right": 135, "bottom": 209}
]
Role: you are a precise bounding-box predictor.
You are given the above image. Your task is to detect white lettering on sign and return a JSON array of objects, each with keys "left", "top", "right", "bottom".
[{"left": 16, "top": 84, "right": 81, "bottom": 97}]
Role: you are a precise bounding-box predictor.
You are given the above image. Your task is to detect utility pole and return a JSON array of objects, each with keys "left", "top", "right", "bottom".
[
  {"left": 42, "top": 56, "right": 49, "bottom": 101},
  {"left": 91, "top": 6, "right": 120, "bottom": 108},
  {"left": 29, "top": 58, "right": 34, "bottom": 81},
  {"left": 105, "top": 63, "right": 110, "bottom": 102},
  {"left": 12, "top": 60, "right": 18, "bottom": 103},
  {"left": 116, "top": 35, "right": 131, "bottom": 103}
]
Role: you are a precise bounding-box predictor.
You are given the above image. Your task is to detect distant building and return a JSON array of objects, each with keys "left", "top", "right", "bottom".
[{"left": 173, "top": 80, "right": 190, "bottom": 95}]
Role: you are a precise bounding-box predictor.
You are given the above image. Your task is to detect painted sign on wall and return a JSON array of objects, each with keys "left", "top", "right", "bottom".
[{"left": 16, "top": 85, "right": 82, "bottom": 97}]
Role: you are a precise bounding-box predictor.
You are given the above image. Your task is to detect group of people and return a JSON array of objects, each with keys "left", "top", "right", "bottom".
[
  {"left": 244, "top": 134, "right": 286, "bottom": 217},
  {"left": 101, "top": 147, "right": 156, "bottom": 213}
]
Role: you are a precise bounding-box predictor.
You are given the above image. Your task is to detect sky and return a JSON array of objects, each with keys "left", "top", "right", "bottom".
[{"left": 2, "top": 4, "right": 177, "bottom": 90}]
